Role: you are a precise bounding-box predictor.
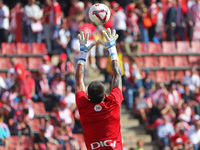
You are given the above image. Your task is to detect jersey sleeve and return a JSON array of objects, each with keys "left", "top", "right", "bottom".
[
  {"left": 75, "top": 91, "right": 89, "bottom": 110},
  {"left": 108, "top": 88, "right": 124, "bottom": 105}
]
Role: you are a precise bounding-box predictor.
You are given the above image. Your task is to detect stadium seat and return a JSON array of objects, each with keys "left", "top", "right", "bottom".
[
  {"left": 162, "top": 41, "right": 176, "bottom": 53},
  {"left": 29, "top": 118, "right": 40, "bottom": 132},
  {"left": 191, "top": 41, "right": 200, "bottom": 53},
  {"left": 20, "top": 135, "right": 33, "bottom": 149},
  {"left": 137, "top": 56, "right": 144, "bottom": 67},
  {"left": 0, "top": 57, "right": 12, "bottom": 69},
  {"left": 123, "top": 56, "right": 130, "bottom": 64},
  {"left": 144, "top": 56, "right": 158, "bottom": 68},
  {"left": 188, "top": 56, "right": 200, "bottom": 66},
  {"left": 174, "top": 56, "right": 189, "bottom": 67},
  {"left": 155, "top": 70, "right": 170, "bottom": 83},
  {"left": 34, "top": 102, "right": 47, "bottom": 116},
  {"left": 8, "top": 136, "right": 21, "bottom": 150},
  {"left": 141, "top": 70, "right": 155, "bottom": 81},
  {"left": 1, "top": 43, "right": 17, "bottom": 54},
  {"left": 32, "top": 43, "right": 48, "bottom": 54},
  {"left": 158, "top": 56, "right": 173, "bottom": 68},
  {"left": 16, "top": 43, "right": 31, "bottom": 54},
  {"left": 12, "top": 57, "right": 28, "bottom": 68},
  {"left": 176, "top": 41, "right": 190, "bottom": 53},
  {"left": 28, "top": 57, "right": 43, "bottom": 70},
  {"left": 99, "top": 57, "right": 108, "bottom": 70},
  {"left": 138, "top": 42, "right": 146, "bottom": 54},
  {"left": 148, "top": 42, "right": 162, "bottom": 53},
  {"left": 49, "top": 143, "right": 63, "bottom": 150},
  {"left": 170, "top": 70, "right": 184, "bottom": 82}
]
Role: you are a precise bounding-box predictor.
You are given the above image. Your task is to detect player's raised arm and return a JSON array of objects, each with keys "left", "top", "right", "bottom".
[
  {"left": 75, "top": 31, "right": 96, "bottom": 94},
  {"left": 98, "top": 28, "right": 122, "bottom": 90}
]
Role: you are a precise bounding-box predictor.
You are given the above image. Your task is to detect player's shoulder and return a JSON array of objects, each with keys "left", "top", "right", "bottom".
[
  {"left": 76, "top": 91, "right": 89, "bottom": 104},
  {"left": 106, "top": 88, "right": 124, "bottom": 104},
  {"left": 110, "top": 88, "right": 122, "bottom": 95}
]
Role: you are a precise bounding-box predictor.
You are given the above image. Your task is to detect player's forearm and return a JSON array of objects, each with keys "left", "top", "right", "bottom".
[
  {"left": 75, "top": 64, "right": 85, "bottom": 93},
  {"left": 111, "top": 60, "right": 122, "bottom": 90}
]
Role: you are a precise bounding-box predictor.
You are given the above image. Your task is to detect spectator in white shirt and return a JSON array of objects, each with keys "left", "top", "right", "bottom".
[
  {"left": 113, "top": 6, "right": 127, "bottom": 42},
  {"left": 5, "top": 68, "right": 15, "bottom": 90},
  {"left": 189, "top": 67, "right": 200, "bottom": 92},
  {"left": 0, "top": 75, "right": 6, "bottom": 94},
  {"left": 0, "top": 0, "right": 9, "bottom": 45},
  {"left": 187, "top": 115, "right": 200, "bottom": 150},
  {"left": 53, "top": 19, "right": 70, "bottom": 56},
  {"left": 61, "top": 86, "right": 76, "bottom": 112},
  {"left": 157, "top": 115, "right": 175, "bottom": 149},
  {"left": 24, "top": 0, "right": 43, "bottom": 46}
]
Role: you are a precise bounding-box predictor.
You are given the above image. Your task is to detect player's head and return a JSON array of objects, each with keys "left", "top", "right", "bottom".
[{"left": 88, "top": 81, "right": 105, "bottom": 104}]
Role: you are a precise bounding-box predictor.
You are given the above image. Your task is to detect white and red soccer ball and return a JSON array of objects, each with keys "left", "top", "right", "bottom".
[{"left": 89, "top": 3, "right": 110, "bottom": 25}]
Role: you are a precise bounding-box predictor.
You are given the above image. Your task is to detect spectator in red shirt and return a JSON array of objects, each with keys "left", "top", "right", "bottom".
[
  {"left": 26, "top": 71, "right": 36, "bottom": 100},
  {"left": 43, "top": 0, "right": 53, "bottom": 52},
  {"left": 52, "top": 0, "right": 61, "bottom": 33},
  {"left": 68, "top": 0, "right": 78, "bottom": 17},
  {"left": 10, "top": 2, "right": 22, "bottom": 42},
  {"left": 170, "top": 129, "right": 188, "bottom": 150},
  {"left": 14, "top": 63, "right": 27, "bottom": 98}
]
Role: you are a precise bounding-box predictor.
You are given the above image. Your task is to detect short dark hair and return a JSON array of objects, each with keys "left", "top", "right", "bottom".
[{"left": 88, "top": 81, "right": 105, "bottom": 104}]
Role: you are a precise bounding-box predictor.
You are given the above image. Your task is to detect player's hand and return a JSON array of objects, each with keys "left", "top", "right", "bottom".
[
  {"left": 77, "top": 31, "right": 96, "bottom": 62},
  {"left": 98, "top": 28, "right": 119, "bottom": 61},
  {"left": 78, "top": 31, "right": 96, "bottom": 52},
  {"left": 98, "top": 28, "right": 118, "bottom": 49}
]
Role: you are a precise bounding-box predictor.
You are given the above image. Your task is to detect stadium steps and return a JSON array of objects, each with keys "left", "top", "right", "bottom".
[{"left": 120, "top": 106, "right": 157, "bottom": 150}]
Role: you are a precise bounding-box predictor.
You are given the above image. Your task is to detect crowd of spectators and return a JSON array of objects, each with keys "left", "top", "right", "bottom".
[
  {"left": 125, "top": 61, "right": 200, "bottom": 149},
  {"left": 0, "top": 52, "right": 82, "bottom": 149},
  {"left": 0, "top": 0, "right": 200, "bottom": 150}
]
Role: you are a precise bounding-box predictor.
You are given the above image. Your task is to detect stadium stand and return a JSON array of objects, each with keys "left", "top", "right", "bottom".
[
  {"left": 1, "top": 43, "right": 17, "bottom": 55},
  {"left": 16, "top": 43, "right": 31, "bottom": 54}
]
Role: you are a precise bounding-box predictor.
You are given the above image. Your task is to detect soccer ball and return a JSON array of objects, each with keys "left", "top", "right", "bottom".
[{"left": 89, "top": 3, "right": 110, "bottom": 25}]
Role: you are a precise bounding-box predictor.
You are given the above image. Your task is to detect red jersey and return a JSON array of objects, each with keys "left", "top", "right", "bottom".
[
  {"left": 170, "top": 133, "right": 188, "bottom": 147},
  {"left": 26, "top": 77, "right": 35, "bottom": 99},
  {"left": 79, "top": 23, "right": 97, "bottom": 40},
  {"left": 53, "top": 2, "right": 61, "bottom": 25},
  {"left": 148, "top": 3, "right": 159, "bottom": 25},
  {"left": 43, "top": 5, "right": 52, "bottom": 24},
  {"left": 76, "top": 88, "right": 124, "bottom": 150},
  {"left": 15, "top": 63, "right": 26, "bottom": 80}
]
